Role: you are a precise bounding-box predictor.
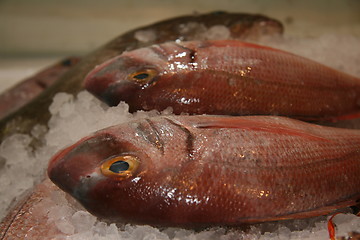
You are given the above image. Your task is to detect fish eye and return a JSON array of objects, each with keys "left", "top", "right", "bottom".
[
  {"left": 128, "top": 69, "right": 157, "bottom": 85},
  {"left": 100, "top": 155, "right": 140, "bottom": 178},
  {"left": 133, "top": 73, "right": 149, "bottom": 80}
]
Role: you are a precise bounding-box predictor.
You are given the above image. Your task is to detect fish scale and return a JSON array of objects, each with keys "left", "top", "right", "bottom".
[
  {"left": 84, "top": 40, "right": 360, "bottom": 120},
  {"left": 0, "top": 11, "right": 290, "bottom": 239},
  {"left": 48, "top": 115, "right": 360, "bottom": 227}
]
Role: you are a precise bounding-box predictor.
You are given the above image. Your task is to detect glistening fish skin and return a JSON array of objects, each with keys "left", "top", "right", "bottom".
[
  {"left": 0, "top": 178, "right": 63, "bottom": 240},
  {"left": 48, "top": 115, "right": 360, "bottom": 227},
  {"left": 84, "top": 40, "right": 360, "bottom": 120},
  {"left": 0, "top": 12, "right": 284, "bottom": 239},
  {"left": 0, "top": 11, "right": 283, "bottom": 143}
]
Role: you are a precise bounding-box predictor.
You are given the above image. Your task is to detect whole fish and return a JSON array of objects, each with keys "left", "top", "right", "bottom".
[
  {"left": 84, "top": 40, "right": 360, "bottom": 121},
  {"left": 48, "top": 115, "right": 360, "bottom": 227},
  {"left": 0, "top": 11, "right": 283, "bottom": 144}
]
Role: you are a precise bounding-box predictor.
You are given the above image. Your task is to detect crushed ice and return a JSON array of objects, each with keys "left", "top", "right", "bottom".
[{"left": 1, "top": 27, "right": 360, "bottom": 239}]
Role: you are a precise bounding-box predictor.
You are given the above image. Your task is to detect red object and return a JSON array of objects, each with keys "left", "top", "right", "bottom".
[
  {"left": 84, "top": 40, "right": 360, "bottom": 120},
  {"left": 48, "top": 115, "right": 360, "bottom": 227}
]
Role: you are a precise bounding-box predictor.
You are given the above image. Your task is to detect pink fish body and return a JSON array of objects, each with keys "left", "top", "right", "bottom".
[
  {"left": 48, "top": 115, "right": 360, "bottom": 227},
  {"left": 0, "top": 178, "right": 65, "bottom": 240},
  {"left": 84, "top": 40, "right": 360, "bottom": 120}
]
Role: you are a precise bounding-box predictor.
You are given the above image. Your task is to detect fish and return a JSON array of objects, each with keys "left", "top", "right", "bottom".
[
  {"left": 84, "top": 39, "right": 360, "bottom": 121},
  {"left": 0, "top": 178, "right": 66, "bottom": 240},
  {"left": 0, "top": 11, "right": 284, "bottom": 239},
  {"left": 0, "top": 11, "right": 283, "bottom": 144},
  {"left": 48, "top": 115, "right": 360, "bottom": 227},
  {"left": 0, "top": 57, "right": 80, "bottom": 120}
]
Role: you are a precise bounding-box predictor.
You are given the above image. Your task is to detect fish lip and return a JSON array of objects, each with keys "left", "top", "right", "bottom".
[
  {"left": 100, "top": 80, "right": 142, "bottom": 107},
  {"left": 48, "top": 132, "right": 140, "bottom": 200},
  {"left": 47, "top": 146, "right": 74, "bottom": 180},
  {"left": 47, "top": 134, "right": 106, "bottom": 196},
  {"left": 47, "top": 135, "right": 94, "bottom": 178},
  {"left": 83, "top": 56, "right": 144, "bottom": 107},
  {"left": 72, "top": 171, "right": 105, "bottom": 204}
]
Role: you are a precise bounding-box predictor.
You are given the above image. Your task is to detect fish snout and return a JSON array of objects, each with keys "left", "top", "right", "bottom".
[
  {"left": 101, "top": 81, "right": 143, "bottom": 107},
  {"left": 47, "top": 146, "right": 100, "bottom": 197},
  {"left": 84, "top": 56, "right": 143, "bottom": 107},
  {"left": 47, "top": 133, "right": 123, "bottom": 197},
  {"left": 84, "top": 58, "right": 121, "bottom": 101}
]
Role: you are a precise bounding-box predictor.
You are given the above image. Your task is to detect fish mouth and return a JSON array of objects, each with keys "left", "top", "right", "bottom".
[
  {"left": 83, "top": 56, "right": 123, "bottom": 100},
  {"left": 84, "top": 56, "right": 143, "bottom": 107},
  {"left": 100, "top": 81, "right": 142, "bottom": 107},
  {"left": 47, "top": 136, "right": 95, "bottom": 195}
]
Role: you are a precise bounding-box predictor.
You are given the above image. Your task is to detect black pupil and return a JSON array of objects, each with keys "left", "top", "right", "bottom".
[
  {"left": 109, "top": 161, "right": 129, "bottom": 173},
  {"left": 133, "top": 73, "right": 149, "bottom": 80}
]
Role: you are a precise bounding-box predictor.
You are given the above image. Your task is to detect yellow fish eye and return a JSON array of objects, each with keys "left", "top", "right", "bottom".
[
  {"left": 100, "top": 155, "right": 140, "bottom": 178},
  {"left": 128, "top": 69, "right": 157, "bottom": 84}
]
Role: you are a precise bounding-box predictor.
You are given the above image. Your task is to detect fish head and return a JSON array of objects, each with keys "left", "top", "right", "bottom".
[
  {"left": 84, "top": 47, "right": 168, "bottom": 109},
  {"left": 47, "top": 124, "right": 165, "bottom": 222}
]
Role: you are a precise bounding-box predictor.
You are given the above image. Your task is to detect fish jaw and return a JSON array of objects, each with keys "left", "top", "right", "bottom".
[
  {"left": 47, "top": 134, "right": 110, "bottom": 196},
  {"left": 84, "top": 48, "right": 167, "bottom": 108},
  {"left": 48, "top": 132, "right": 140, "bottom": 204},
  {"left": 84, "top": 56, "right": 142, "bottom": 106},
  {"left": 84, "top": 39, "right": 360, "bottom": 120},
  {"left": 83, "top": 57, "right": 119, "bottom": 98},
  {"left": 46, "top": 126, "right": 164, "bottom": 222},
  {"left": 48, "top": 115, "right": 360, "bottom": 227}
]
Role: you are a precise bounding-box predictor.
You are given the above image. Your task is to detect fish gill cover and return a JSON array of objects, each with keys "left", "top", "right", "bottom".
[{"left": 1, "top": 13, "right": 360, "bottom": 240}]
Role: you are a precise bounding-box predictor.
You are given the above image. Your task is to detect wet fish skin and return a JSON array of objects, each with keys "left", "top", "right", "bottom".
[
  {"left": 48, "top": 115, "right": 360, "bottom": 227},
  {"left": 0, "top": 11, "right": 283, "bottom": 144},
  {"left": 0, "top": 57, "right": 80, "bottom": 120},
  {"left": 0, "top": 12, "right": 284, "bottom": 239},
  {"left": 0, "top": 178, "right": 64, "bottom": 240},
  {"left": 85, "top": 40, "right": 360, "bottom": 120}
]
